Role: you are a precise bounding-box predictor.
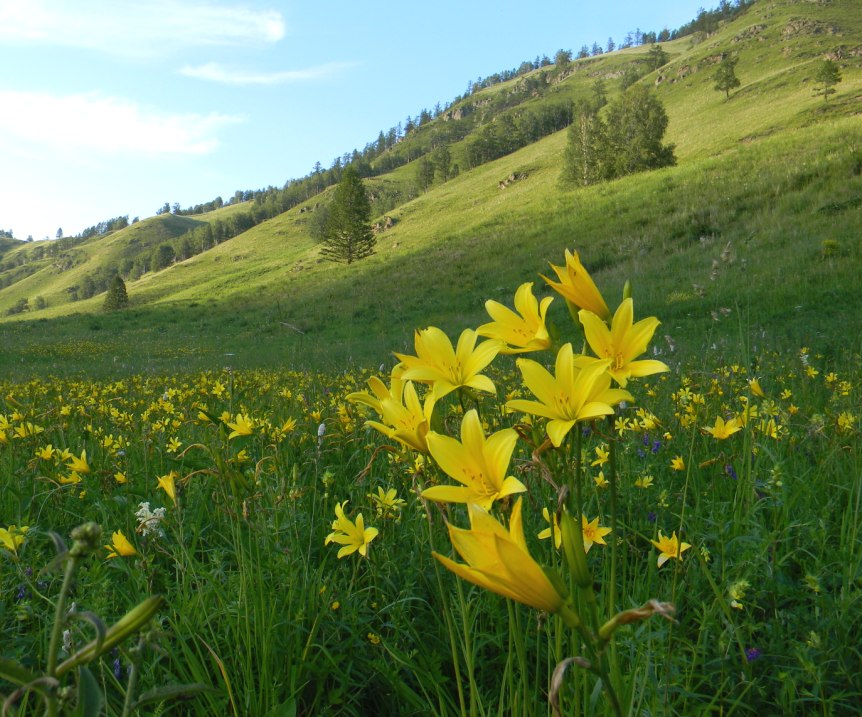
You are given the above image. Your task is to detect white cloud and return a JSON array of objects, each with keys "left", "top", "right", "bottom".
[
  {"left": 0, "top": 0, "right": 285, "bottom": 56},
  {"left": 0, "top": 90, "right": 242, "bottom": 157},
  {"left": 180, "top": 61, "right": 356, "bottom": 85}
]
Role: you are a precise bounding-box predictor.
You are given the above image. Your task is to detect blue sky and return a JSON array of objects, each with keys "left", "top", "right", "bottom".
[{"left": 0, "top": 0, "right": 708, "bottom": 241}]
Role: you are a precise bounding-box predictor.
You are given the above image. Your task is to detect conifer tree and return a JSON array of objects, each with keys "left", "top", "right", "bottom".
[
  {"left": 103, "top": 274, "right": 129, "bottom": 311},
  {"left": 320, "top": 166, "right": 375, "bottom": 264}
]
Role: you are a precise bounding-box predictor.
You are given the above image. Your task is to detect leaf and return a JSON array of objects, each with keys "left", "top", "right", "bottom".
[
  {"left": 0, "top": 657, "right": 38, "bottom": 688},
  {"left": 265, "top": 698, "right": 297, "bottom": 717},
  {"left": 71, "top": 666, "right": 103, "bottom": 717},
  {"left": 133, "top": 683, "right": 220, "bottom": 708}
]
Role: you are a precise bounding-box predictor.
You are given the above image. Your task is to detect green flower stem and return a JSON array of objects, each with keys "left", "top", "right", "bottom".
[{"left": 46, "top": 554, "right": 79, "bottom": 717}]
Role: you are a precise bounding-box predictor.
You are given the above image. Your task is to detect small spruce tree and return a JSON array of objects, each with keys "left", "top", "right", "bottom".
[
  {"left": 103, "top": 274, "right": 129, "bottom": 311},
  {"left": 320, "top": 166, "right": 376, "bottom": 264}
]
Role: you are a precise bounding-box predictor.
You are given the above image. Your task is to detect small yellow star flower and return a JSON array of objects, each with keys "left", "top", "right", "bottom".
[
  {"left": 581, "top": 514, "right": 612, "bottom": 553},
  {"left": 670, "top": 456, "right": 686, "bottom": 471},
  {"left": 537, "top": 507, "right": 562, "bottom": 549},
  {"left": 591, "top": 445, "right": 609, "bottom": 467},
  {"left": 651, "top": 530, "right": 691, "bottom": 567},
  {"left": 593, "top": 471, "right": 609, "bottom": 488}
]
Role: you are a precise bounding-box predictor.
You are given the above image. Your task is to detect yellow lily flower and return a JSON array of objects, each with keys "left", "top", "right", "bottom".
[
  {"left": 324, "top": 501, "right": 378, "bottom": 558},
  {"left": 578, "top": 299, "right": 670, "bottom": 388},
  {"left": 66, "top": 449, "right": 91, "bottom": 474},
  {"left": 423, "top": 409, "right": 526, "bottom": 509},
  {"left": 507, "top": 344, "right": 632, "bottom": 447},
  {"left": 702, "top": 415, "right": 742, "bottom": 439},
  {"left": 433, "top": 499, "right": 577, "bottom": 623},
  {"left": 348, "top": 377, "right": 435, "bottom": 453},
  {"left": 0, "top": 525, "right": 29, "bottom": 554},
  {"left": 394, "top": 327, "right": 500, "bottom": 401},
  {"left": 226, "top": 413, "right": 254, "bottom": 439},
  {"left": 540, "top": 249, "right": 610, "bottom": 320},
  {"left": 476, "top": 282, "right": 553, "bottom": 354},
  {"left": 157, "top": 471, "right": 178, "bottom": 505},
  {"left": 105, "top": 530, "right": 137, "bottom": 559},
  {"left": 651, "top": 530, "right": 691, "bottom": 567}
]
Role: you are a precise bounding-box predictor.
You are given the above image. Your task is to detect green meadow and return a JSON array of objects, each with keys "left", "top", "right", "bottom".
[{"left": 1, "top": 0, "right": 861, "bottom": 714}]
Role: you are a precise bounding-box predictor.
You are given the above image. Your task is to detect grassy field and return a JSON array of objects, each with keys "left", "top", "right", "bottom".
[{"left": 1, "top": 1, "right": 861, "bottom": 714}]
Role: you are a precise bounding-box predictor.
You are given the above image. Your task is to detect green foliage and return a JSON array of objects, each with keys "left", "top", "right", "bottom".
[
  {"left": 103, "top": 275, "right": 129, "bottom": 311},
  {"left": 320, "top": 166, "right": 376, "bottom": 264},
  {"left": 713, "top": 54, "right": 741, "bottom": 99},
  {"left": 562, "top": 86, "right": 675, "bottom": 186},
  {"left": 813, "top": 59, "right": 842, "bottom": 102}
]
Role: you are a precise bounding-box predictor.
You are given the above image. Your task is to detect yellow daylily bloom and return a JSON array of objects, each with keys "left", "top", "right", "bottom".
[
  {"left": 35, "top": 444, "right": 56, "bottom": 461},
  {"left": 433, "top": 499, "right": 577, "bottom": 624},
  {"left": 370, "top": 486, "right": 407, "bottom": 518},
  {"left": 702, "top": 415, "right": 742, "bottom": 440},
  {"left": 670, "top": 455, "right": 686, "bottom": 471},
  {"left": 749, "top": 378, "right": 766, "bottom": 398},
  {"left": 394, "top": 327, "right": 500, "bottom": 401},
  {"left": 348, "top": 377, "right": 435, "bottom": 453},
  {"left": 476, "top": 282, "right": 553, "bottom": 354},
  {"left": 325, "top": 501, "right": 379, "bottom": 558},
  {"left": 507, "top": 344, "right": 632, "bottom": 447},
  {"left": 0, "top": 525, "right": 29, "bottom": 554},
  {"left": 540, "top": 249, "right": 610, "bottom": 321},
  {"left": 66, "top": 449, "right": 91, "bottom": 475},
  {"left": 651, "top": 530, "right": 691, "bottom": 567},
  {"left": 105, "top": 530, "right": 137, "bottom": 559},
  {"left": 157, "top": 471, "right": 178, "bottom": 505},
  {"left": 59, "top": 472, "right": 83, "bottom": 485},
  {"left": 226, "top": 413, "right": 254, "bottom": 439},
  {"left": 578, "top": 299, "right": 669, "bottom": 388},
  {"left": 423, "top": 409, "right": 526, "bottom": 509}
]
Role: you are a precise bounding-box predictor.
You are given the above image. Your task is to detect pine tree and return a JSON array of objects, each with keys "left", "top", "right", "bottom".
[
  {"left": 103, "top": 275, "right": 129, "bottom": 311},
  {"left": 320, "top": 166, "right": 375, "bottom": 264}
]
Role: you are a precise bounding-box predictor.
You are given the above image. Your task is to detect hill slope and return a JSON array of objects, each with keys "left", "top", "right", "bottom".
[{"left": 1, "top": 0, "right": 860, "bottom": 375}]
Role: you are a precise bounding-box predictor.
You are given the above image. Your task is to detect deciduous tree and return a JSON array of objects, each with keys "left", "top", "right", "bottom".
[
  {"left": 813, "top": 59, "right": 841, "bottom": 103},
  {"left": 713, "top": 55, "right": 741, "bottom": 99}
]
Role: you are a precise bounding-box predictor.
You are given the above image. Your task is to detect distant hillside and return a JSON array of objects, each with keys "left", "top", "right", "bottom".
[{"left": 0, "top": 0, "right": 860, "bottom": 374}]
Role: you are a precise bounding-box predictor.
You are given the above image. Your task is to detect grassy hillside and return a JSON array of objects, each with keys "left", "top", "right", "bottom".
[{"left": 0, "top": 0, "right": 860, "bottom": 376}]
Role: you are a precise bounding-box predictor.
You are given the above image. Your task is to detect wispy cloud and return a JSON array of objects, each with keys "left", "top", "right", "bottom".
[
  {"left": 0, "top": 90, "right": 242, "bottom": 157},
  {"left": 0, "top": 0, "right": 285, "bottom": 56},
  {"left": 180, "top": 61, "right": 356, "bottom": 86}
]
